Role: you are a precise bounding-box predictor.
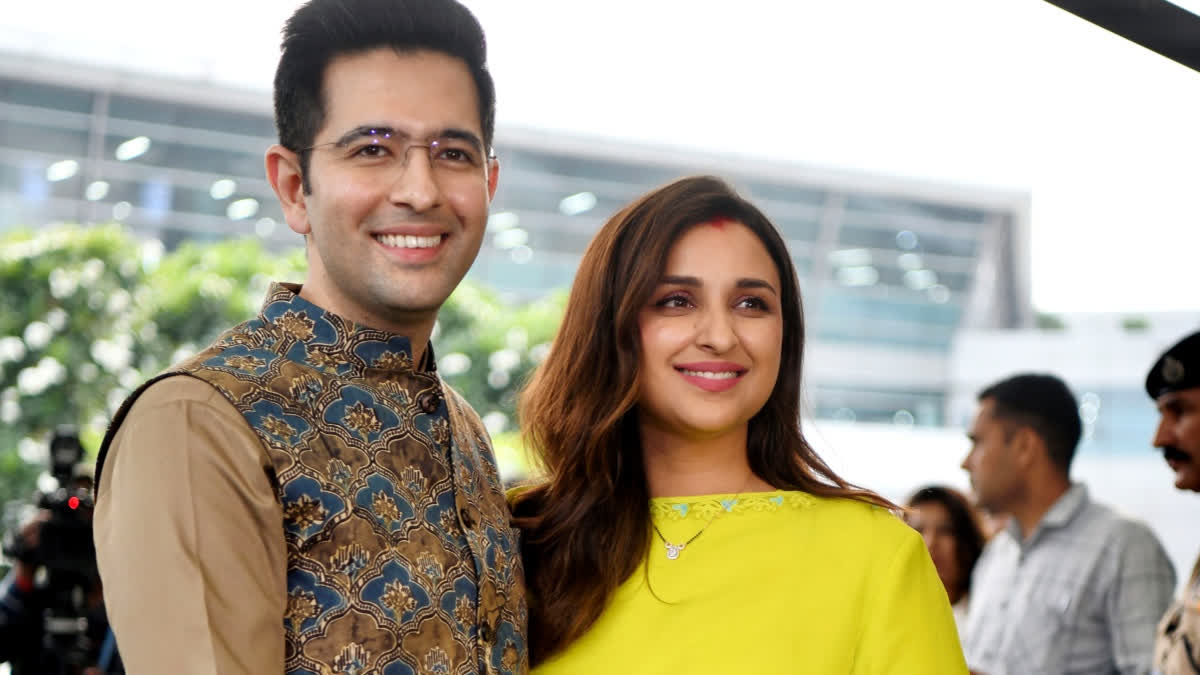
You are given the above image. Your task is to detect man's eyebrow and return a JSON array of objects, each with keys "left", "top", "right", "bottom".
[
  {"left": 438, "top": 128, "right": 485, "bottom": 153},
  {"left": 1157, "top": 393, "right": 1183, "bottom": 413},
  {"left": 331, "top": 125, "right": 396, "bottom": 147},
  {"left": 329, "top": 126, "right": 485, "bottom": 153}
]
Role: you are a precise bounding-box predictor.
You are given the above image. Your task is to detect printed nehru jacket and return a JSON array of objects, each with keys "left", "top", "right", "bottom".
[{"left": 95, "top": 283, "right": 527, "bottom": 675}]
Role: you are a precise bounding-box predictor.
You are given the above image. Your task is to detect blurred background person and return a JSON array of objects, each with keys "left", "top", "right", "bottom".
[
  {"left": 905, "top": 485, "right": 987, "bottom": 632},
  {"left": 1145, "top": 331, "right": 1200, "bottom": 674},
  {"left": 0, "top": 429, "right": 120, "bottom": 675},
  {"left": 961, "top": 373, "right": 1175, "bottom": 675}
]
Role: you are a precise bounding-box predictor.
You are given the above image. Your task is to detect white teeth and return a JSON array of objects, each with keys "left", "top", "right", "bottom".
[
  {"left": 680, "top": 369, "right": 739, "bottom": 380},
  {"left": 376, "top": 233, "right": 441, "bottom": 249}
]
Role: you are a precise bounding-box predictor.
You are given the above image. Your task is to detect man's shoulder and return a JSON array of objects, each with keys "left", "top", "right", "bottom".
[
  {"left": 133, "top": 374, "right": 226, "bottom": 408},
  {"left": 975, "top": 529, "right": 1020, "bottom": 573},
  {"left": 181, "top": 316, "right": 273, "bottom": 361},
  {"left": 1074, "top": 495, "right": 1161, "bottom": 544},
  {"left": 440, "top": 379, "right": 482, "bottom": 420},
  {"left": 116, "top": 376, "right": 246, "bottom": 442},
  {"left": 1059, "top": 497, "right": 1174, "bottom": 584}
]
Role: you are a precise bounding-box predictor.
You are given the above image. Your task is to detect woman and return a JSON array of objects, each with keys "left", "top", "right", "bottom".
[
  {"left": 511, "top": 176, "right": 966, "bottom": 673},
  {"left": 905, "top": 485, "right": 988, "bottom": 632}
]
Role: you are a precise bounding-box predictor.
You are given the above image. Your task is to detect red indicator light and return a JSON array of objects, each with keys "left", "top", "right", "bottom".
[{"left": 68, "top": 496, "right": 80, "bottom": 510}]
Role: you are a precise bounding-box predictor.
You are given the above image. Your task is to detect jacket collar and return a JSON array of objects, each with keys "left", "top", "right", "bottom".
[{"left": 256, "top": 282, "right": 435, "bottom": 377}]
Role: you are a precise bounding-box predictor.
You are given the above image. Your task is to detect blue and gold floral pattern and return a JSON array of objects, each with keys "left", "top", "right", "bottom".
[{"left": 104, "top": 283, "right": 527, "bottom": 674}]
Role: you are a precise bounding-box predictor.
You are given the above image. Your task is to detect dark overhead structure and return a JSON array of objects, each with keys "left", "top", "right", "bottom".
[{"left": 1044, "top": 0, "right": 1200, "bottom": 72}]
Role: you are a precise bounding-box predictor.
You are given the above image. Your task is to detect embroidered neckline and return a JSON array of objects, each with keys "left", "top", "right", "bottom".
[{"left": 649, "top": 490, "right": 816, "bottom": 521}]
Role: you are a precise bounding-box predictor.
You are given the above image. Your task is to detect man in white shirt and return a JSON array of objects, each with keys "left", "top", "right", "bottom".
[{"left": 961, "top": 373, "right": 1176, "bottom": 675}]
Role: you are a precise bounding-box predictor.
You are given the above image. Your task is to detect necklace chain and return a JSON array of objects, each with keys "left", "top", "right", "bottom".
[
  {"left": 651, "top": 517, "right": 715, "bottom": 560},
  {"left": 650, "top": 474, "right": 755, "bottom": 561}
]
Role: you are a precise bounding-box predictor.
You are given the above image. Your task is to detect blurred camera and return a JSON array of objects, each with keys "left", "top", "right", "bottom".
[
  {"left": 2, "top": 425, "right": 107, "bottom": 674},
  {"left": 3, "top": 426, "right": 96, "bottom": 577}
]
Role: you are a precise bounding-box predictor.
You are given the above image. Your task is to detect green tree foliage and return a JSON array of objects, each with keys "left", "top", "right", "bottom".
[
  {"left": 0, "top": 224, "right": 563, "bottom": 506},
  {"left": 437, "top": 284, "right": 566, "bottom": 478},
  {"left": 0, "top": 225, "right": 154, "bottom": 504},
  {"left": 135, "top": 238, "right": 307, "bottom": 367}
]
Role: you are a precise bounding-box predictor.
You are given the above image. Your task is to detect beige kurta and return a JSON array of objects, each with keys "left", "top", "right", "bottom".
[{"left": 94, "top": 376, "right": 288, "bottom": 674}]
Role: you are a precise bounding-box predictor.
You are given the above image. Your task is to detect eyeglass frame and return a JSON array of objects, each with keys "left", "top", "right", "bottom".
[{"left": 296, "top": 125, "right": 497, "bottom": 169}]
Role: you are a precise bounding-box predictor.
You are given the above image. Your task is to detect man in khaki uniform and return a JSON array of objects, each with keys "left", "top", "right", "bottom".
[{"left": 1147, "top": 331, "right": 1200, "bottom": 674}]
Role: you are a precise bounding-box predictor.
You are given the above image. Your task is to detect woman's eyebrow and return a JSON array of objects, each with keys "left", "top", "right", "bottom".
[
  {"left": 657, "top": 275, "right": 778, "bottom": 296},
  {"left": 737, "top": 278, "right": 778, "bottom": 295}
]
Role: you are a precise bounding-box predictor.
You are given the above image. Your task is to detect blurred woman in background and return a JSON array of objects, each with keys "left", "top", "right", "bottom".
[{"left": 905, "top": 485, "right": 988, "bottom": 632}]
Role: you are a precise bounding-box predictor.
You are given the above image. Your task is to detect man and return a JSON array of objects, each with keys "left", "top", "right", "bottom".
[
  {"left": 960, "top": 373, "right": 1175, "bottom": 675},
  {"left": 1147, "top": 331, "right": 1200, "bottom": 674},
  {"left": 92, "top": 1, "right": 527, "bottom": 673}
]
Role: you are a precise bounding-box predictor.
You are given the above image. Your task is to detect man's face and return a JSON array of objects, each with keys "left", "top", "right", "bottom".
[
  {"left": 961, "top": 398, "right": 1023, "bottom": 514},
  {"left": 1152, "top": 387, "right": 1200, "bottom": 492},
  {"left": 283, "top": 48, "right": 496, "bottom": 332}
]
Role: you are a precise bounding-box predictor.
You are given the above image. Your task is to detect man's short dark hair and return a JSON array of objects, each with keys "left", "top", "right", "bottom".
[
  {"left": 979, "top": 373, "right": 1082, "bottom": 475},
  {"left": 274, "top": 0, "right": 496, "bottom": 192}
]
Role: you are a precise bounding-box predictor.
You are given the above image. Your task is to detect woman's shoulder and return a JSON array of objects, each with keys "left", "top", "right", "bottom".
[{"left": 786, "top": 491, "right": 918, "bottom": 547}]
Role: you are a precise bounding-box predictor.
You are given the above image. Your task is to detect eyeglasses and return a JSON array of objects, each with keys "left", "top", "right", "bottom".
[{"left": 298, "top": 126, "right": 494, "bottom": 177}]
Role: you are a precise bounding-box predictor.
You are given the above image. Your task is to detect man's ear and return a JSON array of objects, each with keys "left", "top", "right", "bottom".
[
  {"left": 1012, "top": 426, "right": 1043, "bottom": 470},
  {"left": 486, "top": 156, "right": 500, "bottom": 201},
  {"left": 266, "top": 144, "right": 310, "bottom": 235}
]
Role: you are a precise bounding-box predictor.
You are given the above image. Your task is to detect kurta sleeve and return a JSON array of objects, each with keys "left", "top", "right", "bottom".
[
  {"left": 853, "top": 519, "right": 969, "bottom": 675},
  {"left": 93, "top": 376, "right": 287, "bottom": 675}
]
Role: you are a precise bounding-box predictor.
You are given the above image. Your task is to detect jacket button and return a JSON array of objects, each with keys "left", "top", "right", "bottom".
[{"left": 418, "top": 391, "right": 440, "bottom": 414}]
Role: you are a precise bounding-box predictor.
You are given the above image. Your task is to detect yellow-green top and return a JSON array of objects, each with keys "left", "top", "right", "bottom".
[{"left": 532, "top": 490, "right": 968, "bottom": 675}]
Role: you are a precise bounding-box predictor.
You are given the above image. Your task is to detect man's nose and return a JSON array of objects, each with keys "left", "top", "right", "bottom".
[
  {"left": 388, "top": 145, "right": 441, "bottom": 212},
  {"left": 1150, "top": 416, "right": 1174, "bottom": 449}
]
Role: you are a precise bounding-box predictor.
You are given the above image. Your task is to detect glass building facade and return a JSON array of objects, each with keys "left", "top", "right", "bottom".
[{"left": 0, "top": 53, "right": 1033, "bottom": 428}]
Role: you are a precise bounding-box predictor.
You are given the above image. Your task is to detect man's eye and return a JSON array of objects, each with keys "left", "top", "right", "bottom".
[
  {"left": 436, "top": 146, "right": 478, "bottom": 165},
  {"left": 352, "top": 144, "right": 389, "bottom": 158}
]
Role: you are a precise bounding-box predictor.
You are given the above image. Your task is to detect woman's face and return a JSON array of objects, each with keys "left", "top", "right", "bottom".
[
  {"left": 907, "top": 501, "right": 962, "bottom": 595},
  {"left": 635, "top": 221, "right": 784, "bottom": 443}
]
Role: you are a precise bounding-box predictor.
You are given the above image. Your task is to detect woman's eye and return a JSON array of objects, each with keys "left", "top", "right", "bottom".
[
  {"left": 738, "top": 297, "right": 770, "bottom": 311},
  {"left": 656, "top": 294, "right": 692, "bottom": 309}
]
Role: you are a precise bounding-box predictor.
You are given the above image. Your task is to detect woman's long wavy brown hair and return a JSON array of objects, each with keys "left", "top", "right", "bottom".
[{"left": 510, "top": 176, "right": 894, "bottom": 665}]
